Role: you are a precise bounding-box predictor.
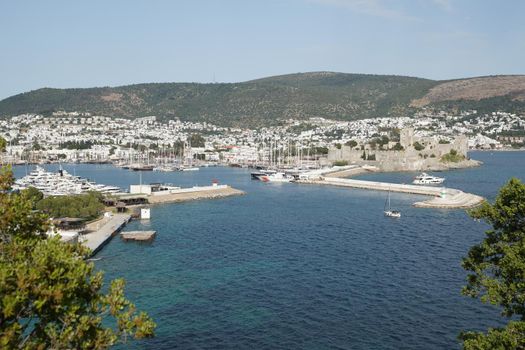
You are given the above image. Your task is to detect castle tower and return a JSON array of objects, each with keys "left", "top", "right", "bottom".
[{"left": 400, "top": 128, "right": 414, "bottom": 149}]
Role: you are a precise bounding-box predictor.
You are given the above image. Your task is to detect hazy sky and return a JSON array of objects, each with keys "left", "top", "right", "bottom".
[{"left": 1, "top": 0, "right": 524, "bottom": 99}]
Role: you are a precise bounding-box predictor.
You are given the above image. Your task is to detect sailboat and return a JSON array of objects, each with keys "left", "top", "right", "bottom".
[{"left": 384, "top": 189, "right": 401, "bottom": 218}]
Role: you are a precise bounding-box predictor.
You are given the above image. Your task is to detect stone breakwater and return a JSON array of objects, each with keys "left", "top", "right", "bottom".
[{"left": 299, "top": 177, "right": 484, "bottom": 209}]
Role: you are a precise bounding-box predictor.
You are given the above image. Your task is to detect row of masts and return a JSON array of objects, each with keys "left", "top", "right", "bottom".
[{"left": 2, "top": 140, "right": 327, "bottom": 169}]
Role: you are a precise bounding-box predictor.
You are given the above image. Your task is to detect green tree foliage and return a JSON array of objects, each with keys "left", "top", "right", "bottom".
[
  {"left": 441, "top": 149, "right": 465, "bottom": 163},
  {"left": 312, "top": 147, "right": 328, "bottom": 155},
  {"left": 378, "top": 136, "right": 390, "bottom": 149},
  {"left": 345, "top": 140, "right": 358, "bottom": 148},
  {"left": 59, "top": 141, "right": 94, "bottom": 150},
  {"left": 0, "top": 166, "right": 156, "bottom": 348},
  {"left": 460, "top": 178, "right": 525, "bottom": 349},
  {"left": 392, "top": 142, "right": 404, "bottom": 151},
  {"left": 188, "top": 134, "right": 205, "bottom": 148},
  {"left": 0, "top": 136, "right": 6, "bottom": 152},
  {"left": 413, "top": 141, "right": 425, "bottom": 151},
  {"left": 32, "top": 142, "right": 45, "bottom": 151},
  {"left": 36, "top": 191, "right": 105, "bottom": 220},
  {"left": 22, "top": 186, "right": 44, "bottom": 208},
  {"left": 333, "top": 160, "right": 348, "bottom": 166}
]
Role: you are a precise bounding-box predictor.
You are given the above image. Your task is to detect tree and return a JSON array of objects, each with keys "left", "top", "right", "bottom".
[
  {"left": 392, "top": 142, "right": 404, "bottom": 151},
  {"left": 460, "top": 178, "right": 525, "bottom": 349},
  {"left": 22, "top": 186, "right": 44, "bottom": 208},
  {"left": 0, "top": 136, "right": 6, "bottom": 152},
  {"left": 188, "top": 134, "right": 205, "bottom": 148},
  {"left": 0, "top": 166, "right": 156, "bottom": 349},
  {"left": 345, "top": 140, "right": 358, "bottom": 148},
  {"left": 413, "top": 141, "right": 425, "bottom": 151}
]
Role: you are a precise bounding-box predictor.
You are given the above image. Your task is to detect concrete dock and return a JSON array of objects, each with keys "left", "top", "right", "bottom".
[
  {"left": 299, "top": 176, "right": 484, "bottom": 209},
  {"left": 146, "top": 185, "right": 245, "bottom": 204},
  {"left": 81, "top": 213, "right": 131, "bottom": 256}
]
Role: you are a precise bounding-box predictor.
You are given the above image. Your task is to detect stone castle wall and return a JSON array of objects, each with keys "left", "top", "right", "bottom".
[{"left": 328, "top": 129, "right": 468, "bottom": 171}]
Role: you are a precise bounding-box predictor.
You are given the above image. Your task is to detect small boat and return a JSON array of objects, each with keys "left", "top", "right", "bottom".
[
  {"left": 384, "top": 189, "right": 401, "bottom": 218},
  {"left": 413, "top": 172, "right": 445, "bottom": 185},
  {"left": 181, "top": 167, "right": 199, "bottom": 171},
  {"left": 130, "top": 164, "right": 154, "bottom": 171}
]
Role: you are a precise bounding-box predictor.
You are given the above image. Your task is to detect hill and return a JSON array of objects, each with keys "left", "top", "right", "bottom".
[{"left": 0, "top": 72, "right": 524, "bottom": 127}]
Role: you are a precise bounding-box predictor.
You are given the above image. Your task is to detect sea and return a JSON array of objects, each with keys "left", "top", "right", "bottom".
[{"left": 11, "top": 151, "right": 525, "bottom": 349}]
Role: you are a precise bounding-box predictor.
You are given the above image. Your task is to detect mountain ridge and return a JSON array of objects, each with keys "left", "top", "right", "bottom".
[{"left": 1, "top": 72, "right": 524, "bottom": 127}]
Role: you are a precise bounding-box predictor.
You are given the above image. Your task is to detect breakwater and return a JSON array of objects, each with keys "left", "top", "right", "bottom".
[{"left": 299, "top": 177, "right": 484, "bottom": 209}]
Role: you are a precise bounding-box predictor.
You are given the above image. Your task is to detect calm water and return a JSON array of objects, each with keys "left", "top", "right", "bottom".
[{"left": 12, "top": 151, "right": 525, "bottom": 349}]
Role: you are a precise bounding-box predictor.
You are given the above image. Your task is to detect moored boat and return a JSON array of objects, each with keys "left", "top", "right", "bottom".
[
  {"left": 259, "top": 172, "right": 295, "bottom": 183},
  {"left": 413, "top": 173, "right": 445, "bottom": 185}
]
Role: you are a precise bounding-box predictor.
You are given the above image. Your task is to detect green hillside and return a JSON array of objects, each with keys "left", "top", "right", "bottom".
[{"left": 1, "top": 72, "right": 523, "bottom": 127}]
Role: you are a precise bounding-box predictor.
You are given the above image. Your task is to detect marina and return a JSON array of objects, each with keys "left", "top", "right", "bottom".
[{"left": 9, "top": 151, "right": 525, "bottom": 349}]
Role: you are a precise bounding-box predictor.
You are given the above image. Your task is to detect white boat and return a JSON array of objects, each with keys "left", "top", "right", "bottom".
[
  {"left": 153, "top": 165, "right": 177, "bottom": 172},
  {"left": 384, "top": 190, "right": 401, "bottom": 218},
  {"left": 181, "top": 167, "right": 199, "bottom": 171},
  {"left": 14, "top": 166, "right": 121, "bottom": 196},
  {"left": 413, "top": 173, "right": 445, "bottom": 185},
  {"left": 258, "top": 172, "right": 295, "bottom": 183}
]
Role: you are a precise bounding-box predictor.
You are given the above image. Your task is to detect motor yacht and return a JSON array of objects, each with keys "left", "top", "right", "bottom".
[
  {"left": 413, "top": 173, "right": 445, "bottom": 185},
  {"left": 258, "top": 172, "right": 295, "bottom": 183}
]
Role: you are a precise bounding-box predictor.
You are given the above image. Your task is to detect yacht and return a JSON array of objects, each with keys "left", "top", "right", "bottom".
[
  {"left": 413, "top": 173, "right": 445, "bottom": 185},
  {"left": 251, "top": 169, "right": 276, "bottom": 180},
  {"left": 14, "top": 166, "right": 121, "bottom": 196},
  {"left": 258, "top": 172, "right": 295, "bottom": 183},
  {"left": 181, "top": 166, "right": 199, "bottom": 171}
]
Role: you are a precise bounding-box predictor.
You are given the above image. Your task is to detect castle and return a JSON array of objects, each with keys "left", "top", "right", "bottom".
[{"left": 328, "top": 128, "right": 469, "bottom": 171}]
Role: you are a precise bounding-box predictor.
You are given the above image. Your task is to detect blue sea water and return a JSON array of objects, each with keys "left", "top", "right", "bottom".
[{"left": 11, "top": 151, "right": 525, "bottom": 349}]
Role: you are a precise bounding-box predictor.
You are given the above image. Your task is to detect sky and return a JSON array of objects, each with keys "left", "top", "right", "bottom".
[{"left": 1, "top": 0, "right": 524, "bottom": 99}]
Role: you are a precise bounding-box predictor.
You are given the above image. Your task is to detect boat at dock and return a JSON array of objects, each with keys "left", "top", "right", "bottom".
[
  {"left": 259, "top": 172, "right": 295, "bottom": 183},
  {"left": 251, "top": 169, "right": 276, "bottom": 180},
  {"left": 181, "top": 166, "right": 199, "bottom": 171},
  {"left": 14, "top": 165, "right": 121, "bottom": 196},
  {"left": 413, "top": 173, "right": 445, "bottom": 185},
  {"left": 130, "top": 164, "right": 155, "bottom": 171}
]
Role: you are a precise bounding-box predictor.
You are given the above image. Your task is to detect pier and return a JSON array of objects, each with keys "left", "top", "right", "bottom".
[
  {"left": 299, "top": 176, "right": 484, "bottom": 209},
  {"left": 81, "top": 213, "right": 131, "bottom": 256},
  {"left": 131, "top": 184, "right": 245, "bottom": 205},
  {"left": 120, "top": 230, "right": 156, "bottom": 242}
]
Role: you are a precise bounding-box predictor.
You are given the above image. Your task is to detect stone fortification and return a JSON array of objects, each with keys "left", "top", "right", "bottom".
[{"left": 328, "top": 128, "right": 476, "bottom": 171}]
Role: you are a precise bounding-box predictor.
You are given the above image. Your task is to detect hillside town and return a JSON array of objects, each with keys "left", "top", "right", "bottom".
[{"left": 0, "top": 109, "right": 524, "bottom": 166}]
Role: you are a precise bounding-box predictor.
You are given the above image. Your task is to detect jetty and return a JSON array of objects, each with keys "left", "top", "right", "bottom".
[
  {"left": 115, "top": 183, "right": 245, "bottom": 206},
  {"left": 298, "top": 166, "right": 484, "bottom": 209},
  {"left": 120, "top": 230, "right": 156, "bottom": 242},
  {"left": 81, "top": 213, "right": 131, "bottom": 256}
]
